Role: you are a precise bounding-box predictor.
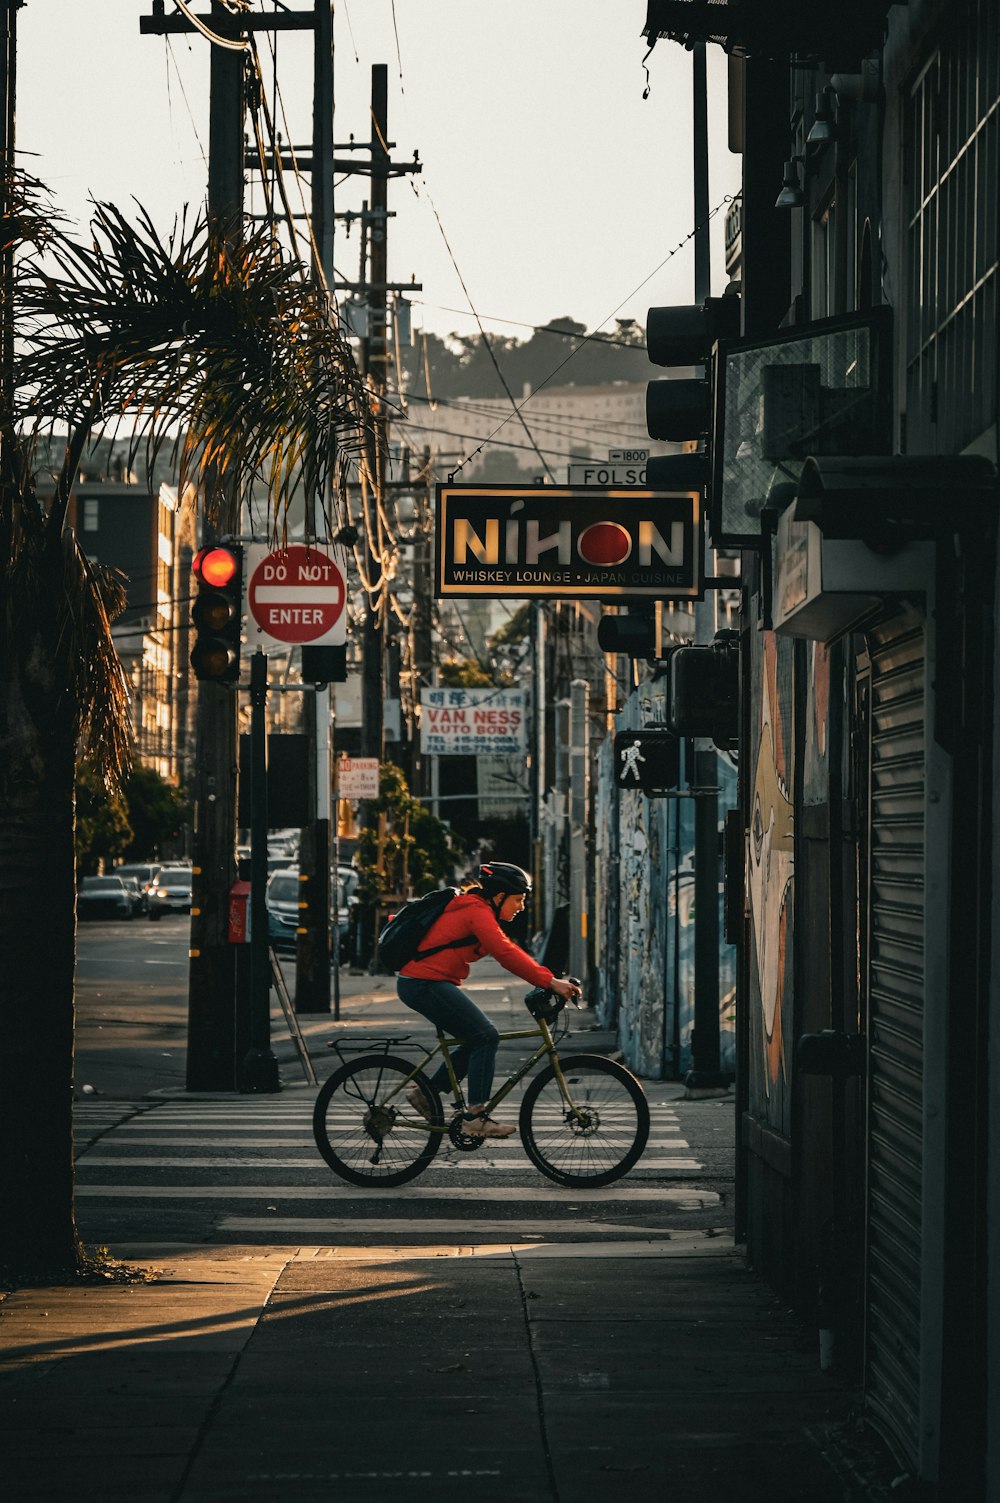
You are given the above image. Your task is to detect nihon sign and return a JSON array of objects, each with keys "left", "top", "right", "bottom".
[
  {"left": 434, "top": 484, "right": 703, "bottom": 600},
  {"left": 246, "top": 543, "right": 348, "bottom": 651}
]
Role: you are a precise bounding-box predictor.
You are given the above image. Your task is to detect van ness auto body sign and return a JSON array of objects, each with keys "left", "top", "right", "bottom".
[
  {"left": 246, "top": 543, "right": 348, "bottom": 650},
  {"left": 435, "top": 485, "right": 703, "bottom": 599},
  {"left": 420, "top": 687, "right": 527, "bottom": 756}
]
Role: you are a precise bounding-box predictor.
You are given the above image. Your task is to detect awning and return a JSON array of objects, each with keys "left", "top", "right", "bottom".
[{"left": 642, "top": 1, "right": 900, "bottom": 63}]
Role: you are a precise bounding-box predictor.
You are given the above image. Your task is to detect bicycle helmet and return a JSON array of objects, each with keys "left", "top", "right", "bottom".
[{"left": 477, "top": 861, "right": 532, "bottom": 897}]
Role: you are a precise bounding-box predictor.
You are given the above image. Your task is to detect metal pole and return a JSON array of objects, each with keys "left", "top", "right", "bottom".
[
  {"left": 239, "top": 651, "right": 280, "bottom": 1091},
  {"left": 569, "top": 679, "right": 590, "bottom": 985},
  {"left": 685, "top": 42, "right": 725, "bottom": 1094},
  {"left": 693, "top": 41, "right": 711, "bottom": 306},
  {"left": 331, "top": 737, "right": 341, "bottom": 1020},
  {"left": 0, "top": 0, "right": 16, "bottom": 413}
]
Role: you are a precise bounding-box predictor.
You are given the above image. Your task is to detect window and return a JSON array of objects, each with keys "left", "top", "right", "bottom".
[
  {"left": 905, "top": 1, "right": 1000, "bottom": 453},
  {"left": 82, "top": 499, "right": 99, "bottom": 530}
]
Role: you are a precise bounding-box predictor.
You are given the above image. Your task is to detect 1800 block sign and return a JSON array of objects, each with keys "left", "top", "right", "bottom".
[{"left": 435, "top": 485, "right": 703, "bottom": 599}]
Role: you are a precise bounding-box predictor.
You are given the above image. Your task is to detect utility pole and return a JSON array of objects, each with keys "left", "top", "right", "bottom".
[
  {"left": 187, "top": 0, "right": 246, "bottom": 1089},
  {"left": 359, "top": 64, "right": 390, "bottom": 765},
  {"left": 411, "top": 446, "right": 434, "bottom": 798},
  {"left": 330, "top": 64, "right": 421, "bottom": 771},
  {"left": 139, "top": 0, "right": 322, "bottom": 1084},
  {"left": 294, "top": 1, "right": 334, "bottom": 1013}
]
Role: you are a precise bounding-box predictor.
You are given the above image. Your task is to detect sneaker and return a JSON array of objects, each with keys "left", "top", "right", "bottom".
[
  {"left": 463, "top": 1113, "right": 516, "bottom": 1139},
  {"left": 405, "top": 1082, "right": 434, "bottom": 1118}
]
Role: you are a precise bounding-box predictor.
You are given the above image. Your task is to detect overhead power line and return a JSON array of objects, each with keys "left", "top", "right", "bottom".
[{"left": 445, "top": 191, "right": 737, "bottom": 477}]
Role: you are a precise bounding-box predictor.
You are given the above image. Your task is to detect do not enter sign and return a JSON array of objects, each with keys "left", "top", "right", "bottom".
[{"left": 246, "top": 543, "right": 348, "bottom": 649}]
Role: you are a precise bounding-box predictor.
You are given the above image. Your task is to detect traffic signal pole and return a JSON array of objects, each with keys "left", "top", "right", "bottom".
[
  {"left": 239, "top": 651, "right": 279, "bottom": 1091},
  {"left": 688, "top": 42, "right": 725, "bottom": 1094}
]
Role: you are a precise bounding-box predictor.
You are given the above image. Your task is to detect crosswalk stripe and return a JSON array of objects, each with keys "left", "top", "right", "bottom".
[
  {"left": 76, "top": 1155, "right": 704, "bottom": 1171},
  {"left": 75, "top": 1183, "right": 720, "bottom": 1203},
  {"left": 77, "top": 1130, "right": 690, "bottom": 1146}
]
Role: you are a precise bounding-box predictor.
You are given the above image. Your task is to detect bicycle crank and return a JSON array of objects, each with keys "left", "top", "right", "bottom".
[{"left": 447, "top": 1116, "right": 487, "bottom": 1152}]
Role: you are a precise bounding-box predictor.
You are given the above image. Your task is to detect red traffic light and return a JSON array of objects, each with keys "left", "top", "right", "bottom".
[
  {"left": 191, "top": 543, "right": 243, "bottom": 683},
  {"left": 193, "top": 546, "right": 240, "bottom": 589}
]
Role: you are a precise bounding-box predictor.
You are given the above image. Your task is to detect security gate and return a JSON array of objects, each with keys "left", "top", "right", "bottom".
[{"left": 863, "top": 607, "right": 926, "bottom": 1466}]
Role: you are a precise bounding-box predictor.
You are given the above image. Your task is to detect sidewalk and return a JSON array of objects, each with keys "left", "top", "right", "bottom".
[
  {"left": 1, "top": 962, "right": 907, "bottom": 1502},
  {"left": 0, "top": 1241, "right": 896, "bottom": 1503}
]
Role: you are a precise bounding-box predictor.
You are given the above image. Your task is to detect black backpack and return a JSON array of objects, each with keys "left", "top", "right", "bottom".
[{"left": 376, "top": 888, "right": 474, "bottom": 972}]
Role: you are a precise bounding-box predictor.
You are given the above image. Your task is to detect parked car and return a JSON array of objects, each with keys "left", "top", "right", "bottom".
[
  {"left": 77, "top": 875, "right": 135, "bottom": 922},
  {"left": 266, "top": 867, "right": 301, "bottom": 951},
  {"left": 265, "top": 867, "right": 354, "bottom": 959},
  {"left": 115, "top": 863, "right": 161, "bottom": 909},
  {"left": 147, "top": 869, "right": 193, "bottom": 920}
]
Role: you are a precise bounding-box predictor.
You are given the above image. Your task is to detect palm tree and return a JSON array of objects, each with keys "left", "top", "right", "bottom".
[{"left": 0, "top": 188, "right": 372, "bottom": 1279}]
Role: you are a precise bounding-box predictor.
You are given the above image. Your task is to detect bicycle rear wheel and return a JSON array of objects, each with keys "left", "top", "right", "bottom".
[
  {"left": 312, "top": 1054, "right": 442, "bottom": 1187},
  {"left": 519, "top": 1054, "right": 650, "bottom": 1187}
]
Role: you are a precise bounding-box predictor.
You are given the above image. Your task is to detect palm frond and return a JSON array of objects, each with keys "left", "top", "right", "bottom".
[{"left": 16, "top": 203, "right": 374, "bottom": 530}]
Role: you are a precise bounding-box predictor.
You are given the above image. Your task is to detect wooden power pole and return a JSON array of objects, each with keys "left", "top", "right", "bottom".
[
  {"left": 139, "top": 0, "right": 319, "bottom": 1086},
  {"left": 186, "top": 1, "right": 246, "bottom": 1089}
]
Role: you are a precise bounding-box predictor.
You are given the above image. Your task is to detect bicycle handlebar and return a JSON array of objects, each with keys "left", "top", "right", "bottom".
[{"left": 524, "top": 977, "right": 583, "bottom": 1023}]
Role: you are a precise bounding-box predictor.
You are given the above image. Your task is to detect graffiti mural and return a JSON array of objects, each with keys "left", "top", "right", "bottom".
[
  {"left": 748, "top": 631, "right": 795, "bottom": 1121},
  {"left": 803, "top": 640, "right": 831, "bottom": 806},
  {"left": 594, "top": 685, "right": 737, "bottom": 1080}
]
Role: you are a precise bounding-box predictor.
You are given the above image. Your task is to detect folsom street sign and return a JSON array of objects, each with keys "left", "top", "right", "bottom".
[
  {"left": 434, "top": 484, "right": 703, "bottom": 600},
  {"left": 245, "top": 542, "right": 348, "bottom": 651}
]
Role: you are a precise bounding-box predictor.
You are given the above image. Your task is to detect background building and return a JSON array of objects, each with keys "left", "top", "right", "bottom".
[{"left": 639, "top": 0, "right": 998, "bottom": 1492}]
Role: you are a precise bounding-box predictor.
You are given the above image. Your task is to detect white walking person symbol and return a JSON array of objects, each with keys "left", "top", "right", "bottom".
[{"left": 621, "top": 740, "right": 646, "bottom": 782}]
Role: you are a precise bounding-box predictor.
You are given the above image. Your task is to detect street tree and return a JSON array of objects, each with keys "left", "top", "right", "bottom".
[
  {"left": 120, "top": 766, "right": 188, "bottom": 862},
  {"left": 0, "top": 189, "right": 372, "bottom": 1280},
  {"left": 355, "top": 762, "right": 462, "bottom": 910},
  {"left": 75, "top": 762, "right": 133, "bottom": 876}
]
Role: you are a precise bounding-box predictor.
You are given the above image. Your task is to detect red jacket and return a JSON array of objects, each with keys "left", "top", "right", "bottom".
[{"left": 399, "top": 891, "right": 555, "bottom": 988}]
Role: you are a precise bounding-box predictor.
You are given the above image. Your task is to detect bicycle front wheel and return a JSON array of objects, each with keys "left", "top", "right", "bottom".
[
  {"left": 312, "top": 1055, "right": 442, "bottom": 1187},
  {"left": 519, "top": 1054, "right": 650, "bottom": 1188}
]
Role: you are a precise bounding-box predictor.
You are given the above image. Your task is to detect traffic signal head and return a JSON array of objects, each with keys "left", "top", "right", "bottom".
[
  {"left": 597, "top": 605, "right": 658, "bottom": 659},
  {"left": 191, "top": 544, "right": 243, "bottom": 683},
  {"left": 646, "top": 377, "right": 710, "bottom": 442},
  {"left": 668, "top": 630, "right": 739, "bottom": 749},
  {"left": 614, "top": 729, "right": 680, "bottom": 793},
  {"left": 646, "top": 295, "right": 741, "bottom": 369},
  {"left": 644, "top": 295, "right": 740, "bottom": 515}
]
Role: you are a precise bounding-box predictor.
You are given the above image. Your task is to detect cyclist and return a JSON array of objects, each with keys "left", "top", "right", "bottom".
[{"left": 396, "top": 861, "right": 580, "bottom": 1138}]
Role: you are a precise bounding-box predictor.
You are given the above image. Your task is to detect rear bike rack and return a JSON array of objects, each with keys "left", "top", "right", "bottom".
[{"left": 324, "top": 1034, "right": 419, "bottom": 1069}]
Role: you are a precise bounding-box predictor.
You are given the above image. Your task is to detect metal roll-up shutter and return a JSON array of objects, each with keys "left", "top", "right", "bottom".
[{"left": 865, "top": 608, "right": 925, "bottom": 1465}]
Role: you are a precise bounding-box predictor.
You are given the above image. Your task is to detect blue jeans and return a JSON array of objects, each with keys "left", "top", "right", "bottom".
[{"left": 396, "top": 976, "right": 500, "bottom": 1106}]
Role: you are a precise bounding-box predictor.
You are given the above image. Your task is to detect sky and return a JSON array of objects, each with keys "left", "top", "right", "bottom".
[{"left": 15, "top": 1, "right": 741, "bottom": 350}]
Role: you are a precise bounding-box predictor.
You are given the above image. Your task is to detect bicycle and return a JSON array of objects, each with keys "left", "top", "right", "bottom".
[{"left": 312, "top": 982, "right": 650, "bottom": 1189}]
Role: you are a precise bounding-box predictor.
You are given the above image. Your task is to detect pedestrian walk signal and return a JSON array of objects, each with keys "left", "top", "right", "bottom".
[
  {"left": 614, "top": 729, "right": 680, "bottom": 792},
  {"left": 191, "top": 544, "right": 243, "bottom": 683}
]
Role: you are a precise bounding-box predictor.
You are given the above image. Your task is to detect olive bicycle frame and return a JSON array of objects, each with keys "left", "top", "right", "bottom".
[{"left": 327, "top": 1013, "right": 587, "bottom": 1133}]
